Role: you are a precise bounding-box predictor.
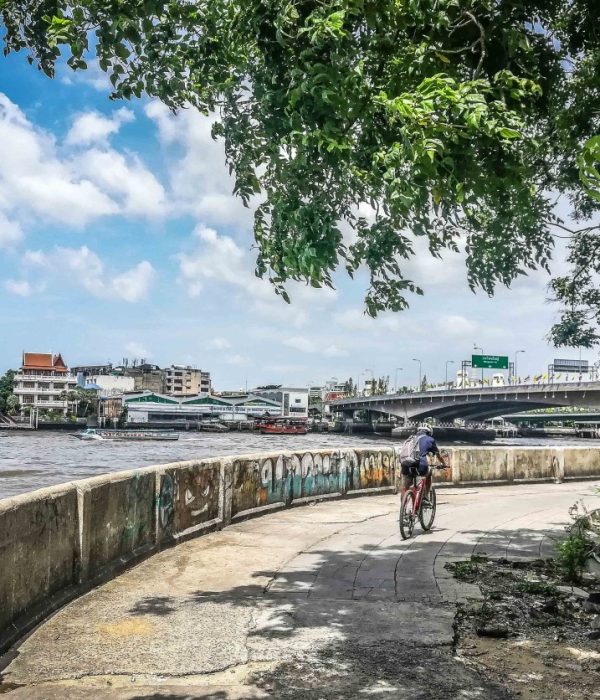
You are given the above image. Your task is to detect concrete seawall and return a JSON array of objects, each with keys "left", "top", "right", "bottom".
[{"left": 1, "top": 444, "right": 600, "bottom": 653}]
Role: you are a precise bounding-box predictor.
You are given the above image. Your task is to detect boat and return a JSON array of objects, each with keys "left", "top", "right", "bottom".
[
  {"left": 256, "top": 418, "right": 308, "bottom": 435},
  {"left": 75, "top": 428, "right": 180, "bottom": 441},
  {"left": 198, "top": 421, "right": 229, "bottom": 432}
]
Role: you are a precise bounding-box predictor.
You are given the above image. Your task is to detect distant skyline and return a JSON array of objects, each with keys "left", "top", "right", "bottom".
[{"left": 0, "top": 53, "right": 597, "bottom": 391}]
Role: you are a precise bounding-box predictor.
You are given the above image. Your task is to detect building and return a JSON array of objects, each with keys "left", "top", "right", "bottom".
[
  {"left": 13, "top": 352, "right": 77, "bottom": 415},
  {"left": 163, "top": 365, "right": 211, "bottom": 397},
  {"left": 252, "top": 386, "right": 309, "bottom": 419},
  {"left": 124, "top": 392, "right": 280, "bottom": 424}
]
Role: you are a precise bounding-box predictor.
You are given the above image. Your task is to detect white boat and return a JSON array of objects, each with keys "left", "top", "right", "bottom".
[{"left": 75, "top": 428, "right": 179, "bottom": 441}]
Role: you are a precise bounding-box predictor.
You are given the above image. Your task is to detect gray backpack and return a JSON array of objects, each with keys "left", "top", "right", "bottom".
[{"left": 400, "top": 434, "right": 421, "bottom": 468}]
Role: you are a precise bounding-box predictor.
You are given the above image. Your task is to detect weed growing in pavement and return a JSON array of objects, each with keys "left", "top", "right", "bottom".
[
  {"left": 515, "top": 580, "right": 558, "bottom": 596},
  {"left": 446, "top": 555, "right": 488, "bottom": 582},
  {"left": 555, "top": 529, "right": 591, "bottom": 582}
]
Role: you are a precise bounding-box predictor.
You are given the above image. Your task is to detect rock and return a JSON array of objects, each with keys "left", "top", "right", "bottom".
[
  {"left": 587, "top": 630, "right": 600, "bottom": 640},
  {"left": 556, "top": 585, "right": 589, "bottom": 599},
  {"left": 591, "top": 617, "right": 600, "bottom": 629},
  {"left": 588, "top": 592, "right": 600, "bottom": 605},
  {"left": 583, "top": 601, "right": 600, "bottom": 614},
  {"left": 476, "top": 625, "right": 510, "bottom": 639}
]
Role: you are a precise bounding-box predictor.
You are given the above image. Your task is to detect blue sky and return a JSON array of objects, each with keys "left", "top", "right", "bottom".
[{"left": 0, "top": 51, "right": 595, "bottom": 390}]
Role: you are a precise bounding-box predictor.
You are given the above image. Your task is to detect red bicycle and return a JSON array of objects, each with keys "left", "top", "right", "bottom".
[{"left": 399, "top": 464, "right": 449, "bottom": 540}]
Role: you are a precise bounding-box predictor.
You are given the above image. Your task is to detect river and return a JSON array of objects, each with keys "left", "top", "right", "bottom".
[{"left": 2, "top": 430, "right": 600, "bottom": 500}]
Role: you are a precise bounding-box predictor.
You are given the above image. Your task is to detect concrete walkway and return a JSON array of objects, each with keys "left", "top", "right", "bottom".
[{"left": 1, "top": 480, "right": 599, "bottom": 699}]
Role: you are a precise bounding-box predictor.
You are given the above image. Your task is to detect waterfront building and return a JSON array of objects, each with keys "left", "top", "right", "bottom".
[
  {"left": 123, "top": 391, "right": 280, "bottom": 424},
  {"left": 13, "top": 352, "right": 77, "bottom": 415},
  {"left": 252, "top": 386, "right": 309, "bottom": 419},
  {"left": 163, "top": 365, "right": 211, "bottom": 397}
]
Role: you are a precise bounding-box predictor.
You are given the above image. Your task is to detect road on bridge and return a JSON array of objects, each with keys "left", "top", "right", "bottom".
[{"left": 1, "top": 481, "right": 598, "bottom": 699}]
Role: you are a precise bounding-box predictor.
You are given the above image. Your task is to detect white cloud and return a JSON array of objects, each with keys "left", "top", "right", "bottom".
[
  {"left": 283, "top": 337, "right": 349, "bottom": 358},
  {"left": 177, "top": 225, "right": 336, "bottom": 327},
  {"left": 225, "top": 354, "right": 251, "bottom": 366},
  {"left": 0, "top": 93, "right": 118, "bottom": 228},
  {"left": 207, "top": 337, "right": 232, "bottom": 350},
  {"left": 0, "top": 93, "right": 168, "bottom": 247},
  {"left": 23, "top": 249, "right": 48, "bottom": 266},
  {"left": 75, "top": 148, "right": 167, "bottom": 218},
  {"left": 0, "top": 212, "right": 23, "bottom": 248},
  {"left": 5, "top": 279, "right": 33, "bottom": 297},
  {"left": 323, "top": 344, "right": 349, "bottom": 358},
  {"left": 66, "top": 108, "right": 134, "bottom": 146},
  {"left": 334, "top": 307, "right": 402, "bottom": 333},
  {"left": 284, "top": 337, "right": 315, "bottom": 353},
  {"left": 125, "top": 341, "right": 150, "bottom": 358},
  {"left": 437, "top": 315, "right": 478, "bottom": 336},
  {"left": 59, "top": 59, "right": 112, "bottom": 92},
  {"left": 145, "top": 102, "right": 252, "bottom": 227},
  {"left": 20, "top": 246, "right": 154, "bottom": 302},
  {"left": 110, "top": 261, "right": 155, "bottom": 302}
]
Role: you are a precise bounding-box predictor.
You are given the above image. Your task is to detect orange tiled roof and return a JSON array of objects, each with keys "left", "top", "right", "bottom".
[{"left": 22, "top": 352, "right": 68, "bottom": 372}]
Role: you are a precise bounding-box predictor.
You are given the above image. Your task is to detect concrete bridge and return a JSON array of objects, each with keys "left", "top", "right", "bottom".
[
  {"left": 1, "top": 446, "right": 600, "bottom": 697},
  {"left": 328, "top": 380, "right": 600, "bottom": 422}
]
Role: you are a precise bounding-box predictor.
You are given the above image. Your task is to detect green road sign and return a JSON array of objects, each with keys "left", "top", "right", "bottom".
[{"left": 471, "top": 354, "right": 509, "bottom": 369}]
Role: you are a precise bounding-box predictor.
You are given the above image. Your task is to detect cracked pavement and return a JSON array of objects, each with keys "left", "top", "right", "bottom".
[{"left": 1, "top": 480, "right": 598, "bottom": 698}]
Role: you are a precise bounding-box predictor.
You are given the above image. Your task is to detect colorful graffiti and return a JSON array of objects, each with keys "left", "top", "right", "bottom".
[
  {"left": 231, "top": 449, "right": 397, "bottom": 517},
  {"left": 158, "top": 462, "right": 220, "bottom": 540}
]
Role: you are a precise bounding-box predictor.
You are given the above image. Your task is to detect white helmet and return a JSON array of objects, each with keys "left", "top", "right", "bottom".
[{"left": 417, "top": 425, "right": 433, "bottom": 435}]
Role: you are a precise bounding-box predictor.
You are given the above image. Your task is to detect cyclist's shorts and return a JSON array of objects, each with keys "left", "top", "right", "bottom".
[
  {"left": 400, "top": 465, "right": 429, "bottom": 490},
  {"left": 400, "top": 463, "right": 429, "bottom": 477}
]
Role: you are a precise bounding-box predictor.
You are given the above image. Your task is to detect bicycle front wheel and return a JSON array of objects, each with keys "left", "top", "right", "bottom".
[
  {"left": 419, "top": 485, "right": 437, "bottom": 531},
  {"left": 399, "top": 491, "right": 416, "bottom": 540}
]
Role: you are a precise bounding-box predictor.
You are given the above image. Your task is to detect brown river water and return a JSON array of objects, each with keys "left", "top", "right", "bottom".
[{"left": 1, "top": 430, "right": 600, "bottom": 500}]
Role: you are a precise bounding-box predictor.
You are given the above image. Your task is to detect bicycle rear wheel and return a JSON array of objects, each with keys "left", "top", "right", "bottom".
[
  {"left": 399, "top": 491, "right": 416, "bottom": 540},
  {"left": 419, "top": 485, "right": 437, "bottom": 531}
]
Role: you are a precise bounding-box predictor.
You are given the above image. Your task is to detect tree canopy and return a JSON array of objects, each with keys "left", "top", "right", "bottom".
[{"left": 2, "top": 0, "right": 600, "bottom": 339}]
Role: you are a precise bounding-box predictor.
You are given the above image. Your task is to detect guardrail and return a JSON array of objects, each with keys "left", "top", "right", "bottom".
[{"left": 1, "top": 445, "right": 600, "bottom": 654}]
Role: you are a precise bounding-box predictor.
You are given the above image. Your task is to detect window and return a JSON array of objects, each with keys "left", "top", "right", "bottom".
[
  {"left": 54, "top": 384, "right": 65, "bottom": 390},
  {"left": 294, "top": 398, "right": 302, "bottom": 404},
  {"left": 23, "top": 382, "right": 35, "bottom": 388},
  {"left": 22, "top": 396, "right": 34, "bottom": 404}
]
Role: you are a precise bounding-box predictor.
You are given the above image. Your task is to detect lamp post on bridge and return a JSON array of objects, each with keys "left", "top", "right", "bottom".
[
  {"left": 473, "top": 345, "right": 483, "bottom": 387},
  {"left": 514, "top": 350, "right": 525, "bottom": 386},
  {"left": 412, "top": 358, "right": 422, "bottom": 391},
  {"left": 445, "top": 360, "right": 455, "bottom": 390},
  {"left": 394, "top": 367, "right": 403, "bottom": 394}
]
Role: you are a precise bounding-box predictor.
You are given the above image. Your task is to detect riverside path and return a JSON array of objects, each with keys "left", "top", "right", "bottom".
[{"left": 1, "top": 480, "right": 598, "bottom": 699}]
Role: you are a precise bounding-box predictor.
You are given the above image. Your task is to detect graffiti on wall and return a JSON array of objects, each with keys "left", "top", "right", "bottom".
[
  {"left": 231, "top": 449, "right": 396, "bottom": 516},
  {"left": 158, "top": 462, "right": 220, "bottom": 539},
  {"left": 345, "top": 450, "right": 395, "bottom": 492}
]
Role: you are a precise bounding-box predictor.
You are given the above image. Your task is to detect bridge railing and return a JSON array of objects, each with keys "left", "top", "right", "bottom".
[{"left": 328, "top": 380, "right": 600, "bottom": 406}]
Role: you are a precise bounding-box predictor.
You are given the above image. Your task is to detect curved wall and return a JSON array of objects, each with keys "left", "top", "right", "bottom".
[{"left": 1, "top": 444, "right": 600, "bottom": 652}]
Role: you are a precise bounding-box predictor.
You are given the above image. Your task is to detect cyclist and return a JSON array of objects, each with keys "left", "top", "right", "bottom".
[{"left": 400, "top": 425, "right": 448, "bottom": 501}]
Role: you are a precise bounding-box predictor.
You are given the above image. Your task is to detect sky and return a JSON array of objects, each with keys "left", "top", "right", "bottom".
[{"left": 0, "top": 50, "right": 596, "bottom": 391}]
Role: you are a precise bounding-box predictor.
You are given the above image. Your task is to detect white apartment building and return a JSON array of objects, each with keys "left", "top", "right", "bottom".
[
  {"left": 13, "top": 352, "right": 77, "bottom": 415},
  {"left": 252, "top": 387, "right": 309, "bottom": 418}
]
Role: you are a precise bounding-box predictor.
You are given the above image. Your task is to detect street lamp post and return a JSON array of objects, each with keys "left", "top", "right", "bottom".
[
  {"left": 364, "top": 368, "right": 374, "bottom": 396},
  {"left": 445, "top": 360, "right": 455, "bottom": 390},
  {"left": 394, "top": 367, "right": 403, "bottom": 394},
  {"left": 474, "top": 344, "right": 483, "bottom": 387},
  {"left": 514, "top": 350, "right": 525, "bottom": 386},
  {"left": 412, "top": 358, "right": 422, "bottom": 391}
]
